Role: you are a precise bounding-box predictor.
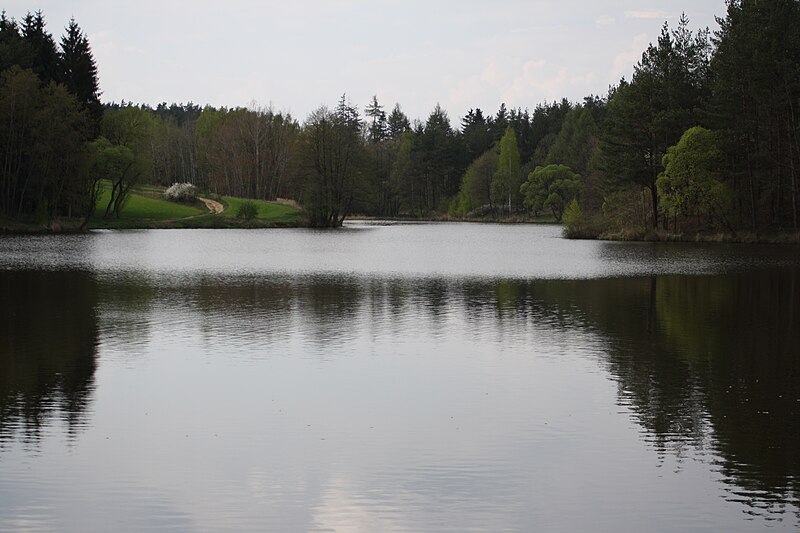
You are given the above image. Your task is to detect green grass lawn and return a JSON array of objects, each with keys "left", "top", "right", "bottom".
[
  {"left": 89, "top": 182, "right": 303, "bottom": 228},
  {"left": 94, "top": 186, "right": 203, "bottom": 221},
  {"left": 222, "top": 196, "right": 302, "bottom": 224}
]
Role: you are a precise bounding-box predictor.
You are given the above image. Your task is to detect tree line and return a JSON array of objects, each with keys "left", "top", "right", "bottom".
[
  {"left": 0, "top": 11, "right": 100, "bottom": 223},
  {"left": 561, "top": 2, "right": 800, "bottom": 237},
  {"left": 1, "top": 2, "right": 798, "bottom": 234}
]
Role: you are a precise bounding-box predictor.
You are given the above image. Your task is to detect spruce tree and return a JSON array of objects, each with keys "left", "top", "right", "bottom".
[
  {"left": 0, "top": 12, "right": 32, "bottom": 71},
  {"left": 387, "top": 103, "right": 411, "bottom": 139},
  {"left": 601, "top": 18, "right": 710, "bottom": 229},
  {"left": 59, "top": 18, "right": 102, "bottom": 135},
  {"left": 365, "top": 95, "right": 388, "bottom": 143},
  {"left": 489, "top": 103, "right": 509, "bottom": 143},
  {"left": 21, "top": 11, "right": 59, "bottom": 84},
  {"left": 461, "top": 108, "right": 491, "bottom": 162}
]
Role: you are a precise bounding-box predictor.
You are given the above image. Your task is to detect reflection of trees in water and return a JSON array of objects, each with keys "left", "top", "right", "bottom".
[
  {"left": 0, "top": 271, "right": 98, "bottom": 446},
  {"left": 295, "top": 277, "right": 363, "bottom": 347},
  {"left": 474, "top": 271, "right": 800, "bottom": 521},
  {"left": 552, "top": 277, "right": 714, "bottom": 454},
  {"left": 96, "top": 273, "right": 155, "bottom": 360},
  {"left": 194, "top": 275, "right": 364, "bottom": 349},
  {"left": 245, "top": 272, "right": 798, "bottom": 520},
  {"left": 193, "top": 276, "right": 296, "bottom": 351},
  {"left": 640, "top": 273, "right": 797, "bottom": 519},
  {"left": 17, "top": 269, "right": 793, "bottom": 518}
]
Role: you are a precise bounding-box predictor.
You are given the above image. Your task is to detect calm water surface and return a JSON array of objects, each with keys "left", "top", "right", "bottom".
[{"left": 0, "top": 223, "right": 798, "bottom": 532}]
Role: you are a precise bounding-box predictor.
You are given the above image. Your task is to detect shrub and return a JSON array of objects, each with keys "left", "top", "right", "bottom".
[
  {"left": 164, "top": 182, "right": 197, "bottom": 202},
  {"left": 237, "top": 200, "right": 258, "bottom": 221},
  {"left": 562, "top": 198, "right": 581, "bottom": 227}
]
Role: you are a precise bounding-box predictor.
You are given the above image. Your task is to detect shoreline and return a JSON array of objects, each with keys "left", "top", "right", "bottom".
[
  {"left": 347, "top": 214, "right": 559, "bottom": 225},
  {"left": 0, "top": 216, "right": 302, "bottom": 234},
  {"left": 4, "top": 215, "right": 799, "bottom": 245},
  {"left": 571, "top": 228, "right": 800, "bottom": 245}
]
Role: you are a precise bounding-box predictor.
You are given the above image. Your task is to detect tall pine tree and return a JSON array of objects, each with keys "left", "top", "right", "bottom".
[
  {"left": 0, "top": 12, "right": 32, "bottom": 71},
  {"left": 59, "top": 18, "right": 102, "bottom": 135},
  {"left": 20, "top": 11, "right": 59, "bottom": 84},
  {"left": 602, "top": 17, "right": 710, "bottom": 229}
]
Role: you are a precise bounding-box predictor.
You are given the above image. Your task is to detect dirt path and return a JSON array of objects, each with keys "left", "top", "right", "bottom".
[{"left": 198, "top": 197, "right": 224, "bottom": 214}]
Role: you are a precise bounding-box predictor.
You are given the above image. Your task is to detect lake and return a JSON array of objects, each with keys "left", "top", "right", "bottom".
[{"left": 1, "top": 222, "right": 799, "bottom": 532}]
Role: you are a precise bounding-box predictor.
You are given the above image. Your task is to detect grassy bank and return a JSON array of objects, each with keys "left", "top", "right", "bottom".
[
  {"left": 220, "top": 196, "right": 301, "bottom": 226},
  {"left": 92, "top": 185, "right": 204, "bottom": 227},
  {"left": 91, "top": 186, "right": 302, "bottom": 229},
  {"left": 348, "top": 213, "right": 558, "bottom": 224},
  {"left": 564, "top": 223, "right": 800, "bottom": 244},
  {"left": 1, "top": 184, "right": 303, "bottom": 233},
  {"left": 595, "top": 230, "right": 800, "bottom": 244}
]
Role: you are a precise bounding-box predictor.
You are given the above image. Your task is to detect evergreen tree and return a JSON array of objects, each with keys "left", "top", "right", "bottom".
[
  {"left": 387, "top": 103, "right": 411, "bottom": 139},
  {"left": 390, "top": 130, "right": 416, "bottom": 212},
  {"left": 546, "top": 104, "right": 599, "bottom": 175},
  {"left": 530, "top": 99, "right": 573, "bottom": 168},
  {"left": 461, "top": 108, "right": 491, "bottom": 162},
  {"left": 20, "top": 11, "right": 58, "bottom": 84},
  {"left": 711, "top": 0, "right": 800, "bottom": 231},
  {"left": 419, "top": 104, "right": 462, "bottom": 210},
  {"left": 364, "top": 95, "right": 388, "bottom": 143},
  {"left": 508, "top": 107, "right": 534, "bottom": 164},
  {"left": 59, "top": 18, "right": 102, "bottom": 135},
  {"left": 488, "top": 102, "right": 509, "bottom": 143},
  {"left": 0, "top": 12, "right": 32, "bottom": 72},
  {"left": 602, "top": 17, "right": 710, "bottom": 229}
]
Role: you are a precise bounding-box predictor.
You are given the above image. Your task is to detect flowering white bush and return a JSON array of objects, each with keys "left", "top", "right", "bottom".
[{"left": 164, "top": 182, "right": 197, "bottom": 202}]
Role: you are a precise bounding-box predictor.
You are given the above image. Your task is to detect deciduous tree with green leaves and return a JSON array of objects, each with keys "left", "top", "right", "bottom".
[
  {"left": 0, "top": 66, "right": 90, "bottom": 222},
  {"left": 521, "top": 164, "right": 582, "bottom": 222},
  {"left": 657, "top": 126, "right": 733, "bottom": 232},
  {"left": 602, "top": 16, "right": 710, "bottom": 229},
  {"left": 450, "top": 149, "right": 497, "bottom": 217},
  {"left": 96, "top": 106, "right": 154, "bottom": 219},
  {"left": 301, "top": 95, "right": 365, "bottom": 227},
  {"left": 492, "top": 126, "right": 521, "bottom": 214}
]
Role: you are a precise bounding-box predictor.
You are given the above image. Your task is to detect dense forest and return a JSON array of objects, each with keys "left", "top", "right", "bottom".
[{"left": 0, "top": 1, "right": 799, "bottom": 235}]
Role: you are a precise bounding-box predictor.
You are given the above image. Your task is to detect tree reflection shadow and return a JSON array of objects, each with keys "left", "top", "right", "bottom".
[
  {"left": 456, "top": 270, "right": 800, "bottom": 521},
  {"left": 0, "top": 270, "right": 99, "bottom": 447},
  {"left": 176, "top": 269, "right": 800, "bottom": 519},
  {"left": 4, "top": 266, "right": 797, "bottom": 520}
]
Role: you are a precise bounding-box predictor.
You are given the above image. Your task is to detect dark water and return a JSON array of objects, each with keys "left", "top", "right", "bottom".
[{"left": 0, "top": 223, "right": 798, "bottom": 532}]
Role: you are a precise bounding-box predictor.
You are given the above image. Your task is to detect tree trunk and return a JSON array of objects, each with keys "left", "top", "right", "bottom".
[
  {"left": 787, "top": 94, "right": 799, "bottom": 231},
  {"left": 650, "top": 184, "right": 659, "bottom": 230}
]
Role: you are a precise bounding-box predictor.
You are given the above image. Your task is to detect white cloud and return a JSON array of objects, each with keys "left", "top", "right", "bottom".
[
  {"left": 505, "top": 60, "right": 592, "bottom": 104},
  {"left": 624, "top": 10, "right": 670, "bottom": 19},
  {"left": 596, "top": 15, "right": 615, "bottom": 27},
  {"left": 28, "top": 0, "right": 727, "bottom": 120},
  {"left": 513, "top": 66, "right": 568, "bottom": 102},
  {"left": 480, "top": 60, "right": 504, "bottom": 86},
  {"left": 611, "top": 33, "right": 650, "bottom": 82},
  {"left": 571, "top": 72, "right": 597, "bottom": 86}
]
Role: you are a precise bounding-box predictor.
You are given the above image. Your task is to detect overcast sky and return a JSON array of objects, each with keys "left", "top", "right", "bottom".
[{"left": 5, "top": 1, "right": 727, "bottom": 122}]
